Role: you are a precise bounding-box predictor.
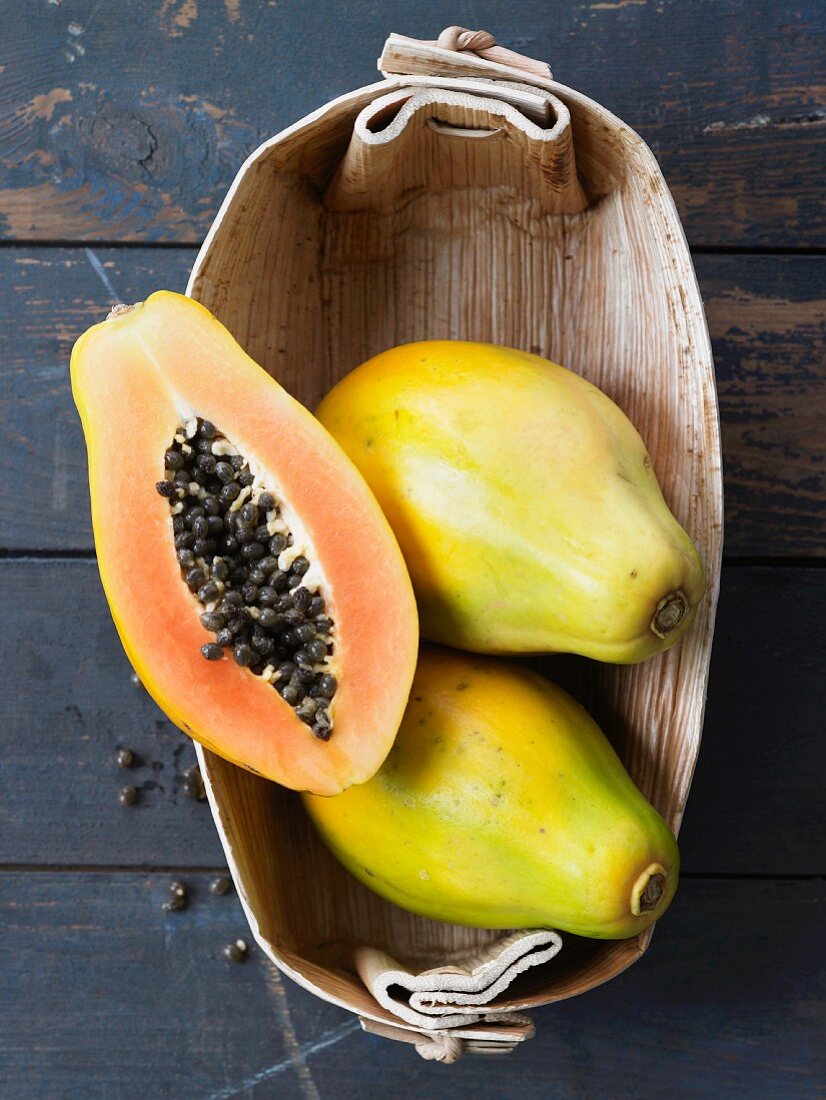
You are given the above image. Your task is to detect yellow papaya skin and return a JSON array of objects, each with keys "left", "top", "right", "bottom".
[
  {"left": 303, "top": 647, "right": 680, "bottom": 939},
  {"left": 316, "top": 341, "right": 706, "bottom": 663}
]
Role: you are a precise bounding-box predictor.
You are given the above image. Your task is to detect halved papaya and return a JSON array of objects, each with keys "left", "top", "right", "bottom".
[{"left": 71, "top": 291, "right": 418, "bottom": 795}]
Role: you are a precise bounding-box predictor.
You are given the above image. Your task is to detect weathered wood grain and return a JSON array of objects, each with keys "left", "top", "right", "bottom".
[
  {"left": 0, "top": 248, "right": 822, "bottom": 555},
  {"left": 1, "top": 561, "right": 822, "bottom": 874},
  {"left": 0, "top": 561, "right": 226, "bottom": 868},
  {"left": 696, "top": 253, "right": 826, "bottom": 557},
  {"left": 0, "top": 247, "right": 193, "bottom": 551},
  {"left": 678, "top": 565, "right": 825, "bottom": 875},
  {"left": 1, "top": 872, "right": 822, "bottom": 1098},
  {"left": 1, "top": 1, "right": 823, "bottom": 246}
]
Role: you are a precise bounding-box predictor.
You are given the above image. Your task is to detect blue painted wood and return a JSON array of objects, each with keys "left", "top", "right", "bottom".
[
  {"left": 0, "top": 872, "right": 822, "bottom": 1098},
  {"left": 0, "top": 559, "right": 225, "bottom": 868},
  {"left": 0, "top": 247, "right": 193, "bottom": 552},
  {"left": 1, "top": 4, "right": 823, "bottom": 1095},
  {"left": 0, "top": 1, "right": 823, "bottom": 246}
]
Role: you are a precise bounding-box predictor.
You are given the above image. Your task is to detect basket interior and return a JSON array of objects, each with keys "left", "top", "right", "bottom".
[{"left": 191, "top": 78, "right": 722, "bottom": 1011}]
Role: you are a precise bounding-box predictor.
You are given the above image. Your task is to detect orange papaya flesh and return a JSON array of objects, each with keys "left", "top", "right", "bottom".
[{"left": 71, "top": 291, "right": 418, "bottom": 795}]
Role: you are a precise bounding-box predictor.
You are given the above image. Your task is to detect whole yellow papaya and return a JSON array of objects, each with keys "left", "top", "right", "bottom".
[
  {"left": 316, "top": 341, "right": 706, "bottom": 663},
  {"left": 303, "top": 647, "right": 679, "bottom": 939}
]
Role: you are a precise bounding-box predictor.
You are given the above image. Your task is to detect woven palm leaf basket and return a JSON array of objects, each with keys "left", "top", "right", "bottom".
[{"left": 186, "top": 27, "right": 723, "bottom": 1058}]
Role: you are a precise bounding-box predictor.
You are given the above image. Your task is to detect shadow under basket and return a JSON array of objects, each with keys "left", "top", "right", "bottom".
[{"left": 187, "top": 30, "right": 723, "bottom": 1056}]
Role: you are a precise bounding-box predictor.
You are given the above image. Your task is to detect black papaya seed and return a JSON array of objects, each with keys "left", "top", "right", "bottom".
[
  {"left": 162, "top": 418, "right": 337, "bottom": 735},
  {"left": 239, "top": 502, "right": 258, "bottom": 526},
  {"left": 222, "top": 940, "right": 247, "bottom": 962},
  {"left": 295, "top": 623, "right": 316, "bottom": 644},
  {"left": 211, "top": 559, "right": 230, "bottom": 581},
  {"left": 292, "top": 587, "right": 312, "bottom": 612},
  {"left": 306, "top": 639, "right": 328, "bottom": 663},
  {"left": 219, "top": 483, "right": 242, "bottom": 506},
  {"left": 200, "top": 611, "right": 226, "bottom": 632},
  {"left": 318, "top": 674, "right": 337, "bottom": 698},
  {"left": 257, "top": 608, "right": 280, "bottom": 630}
]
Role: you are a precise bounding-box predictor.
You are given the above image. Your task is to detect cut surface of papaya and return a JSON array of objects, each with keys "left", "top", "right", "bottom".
[{"left": 71, "top": 291, "right": 418, "bottom": 795}]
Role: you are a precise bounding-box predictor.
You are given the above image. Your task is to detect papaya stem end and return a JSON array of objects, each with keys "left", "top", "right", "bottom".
[
  {"left": 630, "top": 863, "right": 668, "bottom": 916},
  {"left": 650, "top": 590, "right": 688, "bottom": 638}
]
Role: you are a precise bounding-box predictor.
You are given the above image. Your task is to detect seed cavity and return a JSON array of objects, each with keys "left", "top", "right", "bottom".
[{"left": 158, "top": 418, "right": 337, "bottom": 740}]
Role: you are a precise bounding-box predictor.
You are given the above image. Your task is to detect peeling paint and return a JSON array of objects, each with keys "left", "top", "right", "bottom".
[
  {"left": 26, "top": 88, "right": 73, "bottom": 123},
  {"left": 590, "top": 0, "right": 647, "bottom": 9},
  {"left": 704, "top": 109, "right": 826, "bottom": 133},
  {"left": 159, "top": 0, "right": 198, "bottom": 35}
]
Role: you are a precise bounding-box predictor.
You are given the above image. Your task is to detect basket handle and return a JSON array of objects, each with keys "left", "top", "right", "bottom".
[
  {"left": 358, "top": 1014, "right": 536, "bottom": 1062},
  {"left": 379, "top": 28, "right": 554, "bottom": 90}
]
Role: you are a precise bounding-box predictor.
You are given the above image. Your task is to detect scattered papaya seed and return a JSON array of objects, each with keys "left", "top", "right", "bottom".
[
  {"left": 182, "top": 763, "right": 207, "bottom": 801},
  {"left": 159, "top": 418, "right": 337, "bottom": 736},
  {"left": 222, "top": 938, "right": 248, "bottom": 963},
  {"left": 118, "top": 785, "right": 137, "bottom": 806},
  {"left": 209, "top": 876, "right": 232, "bottom": 897},
  {"left": 163, "top": 881, "right": 188, "bottom": 913}
]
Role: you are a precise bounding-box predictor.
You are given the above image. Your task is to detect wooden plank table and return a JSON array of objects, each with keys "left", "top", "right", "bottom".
[{"left": 1, "top": 2, "right": 823, "bottom": 1096}]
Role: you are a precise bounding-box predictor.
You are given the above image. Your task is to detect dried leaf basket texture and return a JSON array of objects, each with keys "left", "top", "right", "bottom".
[{"left": 186, "top": 28, "right": 724, "bottom": 1056}]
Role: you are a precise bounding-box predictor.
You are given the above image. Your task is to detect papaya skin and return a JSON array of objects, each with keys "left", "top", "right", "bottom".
[
  {"left": 303, "top": 647, "right": 680, "bottom": 939},
  {"left": 316, "top": 341, "right": 706, "bottom": 663},
  {"left": 71, "top": 292, "right": 418, "bottom": 795}
]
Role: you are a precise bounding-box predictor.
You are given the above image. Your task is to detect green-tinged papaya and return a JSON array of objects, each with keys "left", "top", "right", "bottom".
[
  {"left": 303, "top": 647, "right": 680, "bottom": 939},
  {"left": 316, "top": 340, "right": 706, "bottom": 663}
]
